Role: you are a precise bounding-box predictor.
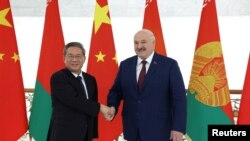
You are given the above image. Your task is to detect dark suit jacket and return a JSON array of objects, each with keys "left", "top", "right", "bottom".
[
  {"left": 108, "top": 53, "right": 187, "bottom": 141},
  {"left": 47, "top": 68, "right": 100, "bottom": 141}
]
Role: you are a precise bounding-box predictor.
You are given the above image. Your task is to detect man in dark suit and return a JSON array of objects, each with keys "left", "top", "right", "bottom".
[
  {"left": 107, "top": 29, "right": 187, "bottom": 141},
  {"left": 47, "top": 42, "right": 111, "bottom": 141}
]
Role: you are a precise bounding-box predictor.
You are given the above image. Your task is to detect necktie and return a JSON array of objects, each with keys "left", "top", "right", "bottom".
[
  {"left": 76, "top": 76, "right": 89, "bottom": 99},
  {"left": 138, "top": 60, "right": 147, "bottom": 91}
]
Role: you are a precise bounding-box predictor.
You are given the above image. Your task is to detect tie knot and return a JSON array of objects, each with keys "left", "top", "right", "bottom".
[
  {"left": 76, "top": 76, "right": 82, "bottom": 81},
  {"left": 141, "top": 60, "right": 147, "bottom": 65}
]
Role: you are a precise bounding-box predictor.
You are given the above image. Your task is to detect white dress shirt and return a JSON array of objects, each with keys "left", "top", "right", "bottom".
[{"left": 136, "top": 52, "right": 154, "bottom": 82}]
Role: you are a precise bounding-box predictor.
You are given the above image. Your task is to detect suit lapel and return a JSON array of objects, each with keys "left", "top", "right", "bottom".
[
  {"left": 82, "top": 72, "right": 92, "bottom": 100},
  {"left": 124, "top": 57, "right": 139, "bottom": 98},
  {"left": 63, "top": 69, "right": 83, "bottom": 96},
  {"left": 131, "top": 57, "right": 139, "bottom": 93},
  {"left": 63, "top": 69, "right": 89, "bottom": 99},
  {"left": 140, "top": 54, "right": 159, "bottom": 96}
]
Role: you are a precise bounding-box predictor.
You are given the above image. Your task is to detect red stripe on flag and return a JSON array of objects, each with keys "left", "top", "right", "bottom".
[
  {"left": 237, "top": 53, "right": 250, "bottom": 124},
  {"left": 29, "top": 0, "right": 65, "bottom": 140},
  {"left": 143, "top": 0, "right": 167, "bottom": 56}
]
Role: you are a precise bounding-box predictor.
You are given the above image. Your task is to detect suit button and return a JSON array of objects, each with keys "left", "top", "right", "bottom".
[{"left": 138, "top": 100, "right": 141, "bottom": 103}]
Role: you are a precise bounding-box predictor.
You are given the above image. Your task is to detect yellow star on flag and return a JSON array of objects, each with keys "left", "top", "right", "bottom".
[
  {"left": 95, "top": 51, "right": 105, "bottom": 62},
  {"left": 112, "top": 54, "right": 118, "bottom": 64},
  {"left": 0, "top": 53, "right": 4, "bottom": 60},
  {"left": 94, "top": 2, "right": 110, "bottom": 33},
  {"left": 11, "top": 52, "right": 20, "bottom": 62},
  {"left": 0, "top": 8, "right": 12, "bottom": 27}
]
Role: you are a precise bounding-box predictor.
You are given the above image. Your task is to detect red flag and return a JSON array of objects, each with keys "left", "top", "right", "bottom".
[
  {"left": 237, "top": 53, "right": 250, "bottom": 124},
  {"left": 0, "top": 0, "right": 28, "bottom": 140},
  {"left": 87, "top": 0, "right": 122, "bottom": 140},
  {"left": 186, "top": 0, "right": 234, "bottom": 140},
  {"left": 29, "top": 0, "right": 65, "bottom": 140},
  {"left": 143, "top": 0, "right": 166, "bottom": 56}
]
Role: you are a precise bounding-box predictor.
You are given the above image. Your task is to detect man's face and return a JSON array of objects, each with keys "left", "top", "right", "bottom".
[
  {"left": 134, "top": 31, "right": 155, "bottom": 60},
  {"left": 64, "top": 46, "right": 85, "bottom": 74}
]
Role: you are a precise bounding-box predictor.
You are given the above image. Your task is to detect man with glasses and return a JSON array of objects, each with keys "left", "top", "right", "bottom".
[{"left": 47, "top": 42, "right": 111, "bottom": 141}]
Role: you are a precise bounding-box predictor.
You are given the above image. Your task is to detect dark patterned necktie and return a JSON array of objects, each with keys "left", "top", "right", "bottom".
[
  {"left": 138, "top": 60, "right": 147, "bottom": 91},
  {"left": 76, "top": 76, "right": 88, "bottom": 99}
]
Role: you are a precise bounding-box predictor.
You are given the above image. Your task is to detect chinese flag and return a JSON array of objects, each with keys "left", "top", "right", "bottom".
[
  {"left": 0, "top": 0, "right": 28, "bottom": 140},
  {"left": 143, "top": 0, "right": 166, "bottom": 56},
  {"left": 237, "top": 53, "right": 250, "bottom": 124},
  {"left": 87, "top": 0, "right": 122, "bottom": 140},
  {"left": 29, "top": 0, "right": 65, "bottom": 141},
  {"left": 186, "top": 0, "right": 234, "bottom": 141}
]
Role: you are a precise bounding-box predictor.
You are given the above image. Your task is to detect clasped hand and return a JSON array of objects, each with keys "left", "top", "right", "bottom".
[{"left": 100, "top": 104, "right": 115, "bottom": 121}]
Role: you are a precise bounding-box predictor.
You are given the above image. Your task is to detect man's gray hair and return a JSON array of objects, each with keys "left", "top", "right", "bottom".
[{"left": 64, "top": 42, "right": 86, "bottom": 56}]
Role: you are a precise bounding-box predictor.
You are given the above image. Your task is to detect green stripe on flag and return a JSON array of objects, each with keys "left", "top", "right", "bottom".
[
  {"left": 29, "top": 81, "right": 52, "bottom": 141},
  {"left": 186, "top": 91, "right": 233, "bottom": 141}
]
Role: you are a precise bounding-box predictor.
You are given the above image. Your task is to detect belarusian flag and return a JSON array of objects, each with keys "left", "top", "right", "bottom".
[
  {"left": 29, "top": 0, "right": 65, "bottom": 140},
  {"left": 0, "top": 0, "right": 28, "bottom": 140},
  {"left": 237, "top": 53, "right": 250, "bottom": 124},
  {"left": 186, "top": 0, "right": 234, "bottom": 141},
  {"left": 87, "top": 0, "right": 122, "bottom": 140},
  {"left": 143, "top": 0, "right": 166, "bottom": 56}
]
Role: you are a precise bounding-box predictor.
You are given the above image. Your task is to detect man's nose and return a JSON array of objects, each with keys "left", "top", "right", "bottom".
[{"left": 137, "top": 43, "right": 143, "bottom": 48}]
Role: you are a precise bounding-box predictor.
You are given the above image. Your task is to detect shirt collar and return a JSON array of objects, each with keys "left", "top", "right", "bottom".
[
  {"left": 72, "top": 72, "right": 83, "bottom": 78},
  {"left": 137, "top": 51, "right": 154, "bottom": 65}
]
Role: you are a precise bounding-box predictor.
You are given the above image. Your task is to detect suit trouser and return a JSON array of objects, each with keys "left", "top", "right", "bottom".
[
  {"left": 136, "top": 129, "right": 142, "bottom": 141},
  {"left": 83, "top": 127, "right": 89, "bottom": 141}
]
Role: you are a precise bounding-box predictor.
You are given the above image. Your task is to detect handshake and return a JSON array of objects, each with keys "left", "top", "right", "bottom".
[{"left": 100, "top": 104, "right": 116, "bottom": 121}]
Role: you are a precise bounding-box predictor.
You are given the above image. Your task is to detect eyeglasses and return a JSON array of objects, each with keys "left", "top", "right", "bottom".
[{"left": 66, "top": 55, "right": 84, "bottom": 60}]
